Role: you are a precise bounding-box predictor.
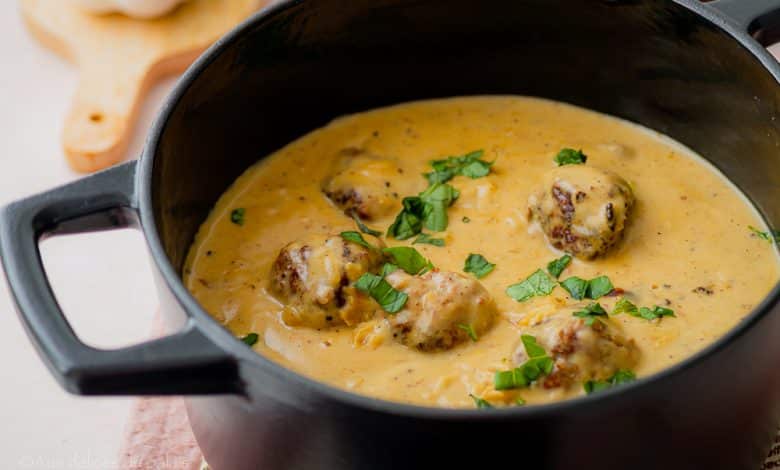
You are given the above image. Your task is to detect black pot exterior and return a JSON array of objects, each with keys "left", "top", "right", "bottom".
[{"left": 3, "top": 1, "right": 780, "bottom": 469}]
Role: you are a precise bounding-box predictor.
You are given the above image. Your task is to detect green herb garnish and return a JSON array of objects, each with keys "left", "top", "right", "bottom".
[
  {"left": 458, "top": 324, "right": 478, "bottom": 342},
  {"left": 387, "top": 183, "right": 459, "bottom": 239},
  {"left": 560, "top": 275, "right": 614, "bottom": 300},
  {"left": 240, "top": 333, "right": 259, "bottom": 346},
  {"left": 573, "top": 302, "right": 608, "bottom": 326},
  {"left": 554, "top": 148, "right": 587, "bottom": 166},
  {"left": 382, "top": 246, "right": 433, "bottom": 275},
  {"left": 355, "top": 273, "right": 408, "bottom": 313},
  {"left": 583, "top": 370, "right": 636, "bottom": 394},
  {"left": 463, "top": 253, "right": 495, "bottom": 279},
  {"left": 612, "top": 297, "right": 638, "bottom": 316},
  {"left": 230, "top": 208, "right": 246, "bottom": 226},
  {"left": 352, "top": 213, "right": 382, "bottom": 237},
  {"left": 425, "top": 150, "right": 493, "bottom": 184},
  {"left": 546, "top": 254, "right": 572, "bottom": 279},
  {"left": 494, "top": 335, "right": 554, "bottom": 390},
  {"left": 559, "top": 276, "right": 589, "bottom": 300},
  {"left": 515, "top": 398, "right": 526, "bottom": 406},
  {"left": 637, "top": 305, "right": 675, "bottom": 321},
  {"left": 462, "top": 216, "right": 471, "bottom": 223},
  {"left": 413, "top": 233, "right": 445, "bottom": 247},
  {"left": 340, "top": 231, "right": 376, "bottom": 250},
  {"left": 506, "top": 269, "right": 557, "bottom": 302},
  {"left": 749, "top": 225, "right": 780, "bottom": 244},
  {"left": 470, "top": 394, "right": 493, "bottom": 409}
]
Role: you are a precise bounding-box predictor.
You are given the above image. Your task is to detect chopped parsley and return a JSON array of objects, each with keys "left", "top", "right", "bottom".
[
  {"left": 240, "top": 333, "right": 259, "bottom": 346},
  {"left": 230, "top": 208, "right": 246, "bottom": 226},
  {"left": 462, "top": 216, "right": 471, "bottom": 223},
  {"left": 425, "top": 150, "right": 493, "bottom": 184},
  {"left": 413, "top": 233, "right": 445, "bottom": 247},
  {"left": 355, "top": 273, "right": 408, "bottom": 313},
  {"left": 469, "top": 394, "right": 493, "bottom": 409},
  {"left": 749, "top": 225, "right": 780, "bottom": 244},
  {"left": 494, "top": 335, "right": 554, "bottom": 390},
  {"left": 515, "top": 397, "right": 526, "bottom": 406},
  {"left": 387, "top": 183, "right": 459, "bottom": 239},
  {"left": 573, "top": 302, "right": 608, "bottom": 326},
  {"left": 352, "top": 213, "right": 382, "bottom": 237},
  {"left": 637, "top": 305, "right": 675, "bottom": 321},
  {"left": 458, "top": 323, "right": 478, "bottom": 342},
  {"left": 554, "top": 148, "right": 588, "bottom": 166},
  {"left": 560, "top": 275, "right": 614, "bottom": 300},
  {"left": 340, "top": 231, "right": 376, "bottom": 250},
  {"left": 612, "top": 297, "right": 675, "bottom": 321},
  {"left": 463, "top": 253, "right": 495, "bottom": 279},
  {"left": 583, "top": 370, "right": 636, "bottom": 394},
  {"left": 546, "top": 255, "right": 572, "bottom": 279},
  {"left": 382, "top": 246, "right": 433, "bottom": 275},
  {"left": 506, "top": 269, "right": 557, "bottom": 302}
]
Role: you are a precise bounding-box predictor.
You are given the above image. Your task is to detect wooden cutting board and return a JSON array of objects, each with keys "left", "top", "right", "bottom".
[{"left": 21, "top": 0, "right": 264, "bottom": 173}]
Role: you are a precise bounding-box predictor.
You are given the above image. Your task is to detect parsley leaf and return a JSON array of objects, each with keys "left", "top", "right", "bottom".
[
  {"left": 560, "top": 275, "right": 614, "bottom": 300},
  {"left": 515, "top": 398, "right": 526, "bottom": 406},
  {"left": 387, "top": 197, "right": 425, "bottom": 240},
  {"left": 463, "top": 253, "right": 495, "bottom": 279},
  {"left": 573, "top": 302, "right": 608, "bottom": 326},
  {"left": 413, "top": 233, "right": 445, "bottom": 247},
  {"left": 560, "top": 276, "right": 589, "bottom": 300},
  {"left": 230, "top": 208, "right": 246, "bottom": 226},
  {"left": 506, "top": 269, "right": 557, "bottom": 302},
  {"left": 554, "top": 148, "right": 588, "bottom": 166},
  {"left": 240, "top": 333, "right": 259, "bottom": 346},
  {"left": 584, "top": 370, "right": 636, "bottom": 394},
  {"left": 388, "top": 183, "right": 459, "bottom": 239},
  {"left": 424, "top": 150, "right": 493, "bottom": 184},
  {"left": 355, "top": 273, "right": 408, "bottom": 313},
  {"left": 494, "top": 335, "right": 555, "bottom": 391},
  {"left": 458, "top": 324, "right": 478, "bottom": 342},
  {"left": 462, "top": 216, "right": 471, "bottom": 223},
  {"left": 382, "top": 246, "right": 433, "bottom": 275},
  {"left": 749, "top": 225, "right": 780, "bottom": 244},
  {"left": 587, "top": 276, "right": 614, "bottom": 299},
  {"left": 419, "top": 183, "right": 459, "bottom": 232},
  {"left": 340, "top": 231, "right": 376, "bottom": 250},
  {"left": 612, "top": 297, "right": 638, "bottom": 316},
  {"left": 469, "top": 394, "right": 493, "bottom": 409},
  {"left": 637, "top": 305, "right": 675, "bottom": 321},
  {"left": 546, "top": 255, "right": 572, "bottom": 279},
  {"left": 352, "top": 213, "right": 382, "bottom": 237}
]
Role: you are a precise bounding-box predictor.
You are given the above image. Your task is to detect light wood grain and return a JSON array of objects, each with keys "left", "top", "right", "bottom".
[{"left": 21, "top": 0, "right": 263, "bottom": 172}]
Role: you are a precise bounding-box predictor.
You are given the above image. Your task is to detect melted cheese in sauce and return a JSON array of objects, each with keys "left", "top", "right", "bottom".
[{"left": 184, "top": 96, "right": 780, "bottom": 407}]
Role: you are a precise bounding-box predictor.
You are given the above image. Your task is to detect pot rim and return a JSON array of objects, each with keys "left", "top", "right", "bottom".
[{"left": 137, "top": 0, "right": 780, "bottom": 419}]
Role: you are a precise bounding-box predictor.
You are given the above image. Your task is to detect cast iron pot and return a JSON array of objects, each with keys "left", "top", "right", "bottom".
[{"left": 3, "top": 0, "right": 780, "bottom": 468}]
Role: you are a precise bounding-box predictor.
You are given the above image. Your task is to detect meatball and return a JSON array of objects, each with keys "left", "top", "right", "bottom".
[
  {"left": 528, "top": 165, "right": 634, "bottom": 259},
  {"left": 270, "top": 234, "right": 385, "bottom": 328},
  {"left": 515, "top": 315, "right": 639, "bottom": 389},
  {"left": 322, "top": 148, "right": 405, "bottom": 220},
  {"left": 383, "top": 270, "right": 497, "bottom": 351}
]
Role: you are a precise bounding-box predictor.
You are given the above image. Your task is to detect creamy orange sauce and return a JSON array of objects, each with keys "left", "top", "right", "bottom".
[{"left": 184, "top": 96, "right": 779, "bottom": 407}]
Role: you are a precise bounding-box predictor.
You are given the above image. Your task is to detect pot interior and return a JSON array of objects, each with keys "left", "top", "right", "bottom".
[{"left": 151, "top": 0, "right": 780, "bottom": 275}]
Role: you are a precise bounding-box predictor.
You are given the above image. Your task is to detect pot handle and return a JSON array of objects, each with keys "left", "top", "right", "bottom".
[
  {"left": 710, "top": 0, "right": 780, "bottom": 37},
  {"left": 0, "top": 161, "right": 240, "bottom": 395}
]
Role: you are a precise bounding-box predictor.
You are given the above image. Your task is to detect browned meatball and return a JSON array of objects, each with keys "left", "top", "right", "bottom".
[
  {"left": 322, "top": 148, "right": 409, "bottom": 220},
  {"left": 270, "top": 234, "right": 384, "bottom": 328},
  {"left": 383, "top": 270, "right": 497, "bottom": 351},
  {"left": 528, "top": 165, "right": 634, "bottom": 259},
  {"left": 514, "top": 315, "right": 639, "bottom": 389}
]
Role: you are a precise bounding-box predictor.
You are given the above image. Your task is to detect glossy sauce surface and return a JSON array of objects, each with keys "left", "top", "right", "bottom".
[{"left": 184, "top": 97, "right": 779, "bottom": 407}]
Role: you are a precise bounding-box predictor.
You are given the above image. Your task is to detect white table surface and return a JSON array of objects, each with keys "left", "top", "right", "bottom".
[
  {"left": 2, "top": 1, "right": 780, "bottom": 468},
  {"left": 0, "top": 3, "right": 169, "bottom": 468}
]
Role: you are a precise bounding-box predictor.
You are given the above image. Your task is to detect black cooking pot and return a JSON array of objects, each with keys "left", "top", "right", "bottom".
[{"left": 3, "top": 0, "right": 780, "bottom": 468}]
